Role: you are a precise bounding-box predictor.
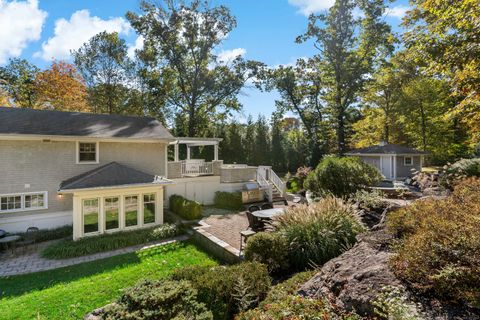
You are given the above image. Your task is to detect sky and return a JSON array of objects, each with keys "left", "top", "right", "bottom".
[{"left": 0, "top": 0, "right": 410, "bottom": 120}]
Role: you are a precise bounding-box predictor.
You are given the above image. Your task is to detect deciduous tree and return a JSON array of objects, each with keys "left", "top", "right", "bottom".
[
  {"left": 34, "top": 61, "right": 90, "bottom": 112},
  {"left": 0, "top": 58, "right": 38, "bottom": 108},
  {"left": 127, "top": 0, "right": 263, "bottom": 137}
]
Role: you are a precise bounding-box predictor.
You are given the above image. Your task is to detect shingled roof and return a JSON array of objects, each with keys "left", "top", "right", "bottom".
[
  {"left": 346, "top": 144, "right": 428, "bottom": 155},
  {"left": 59, "top": 162, "right": 171, "bottom": 192},
  {"left": 0, "top": 107, "right": 174, "bottom": 141}
]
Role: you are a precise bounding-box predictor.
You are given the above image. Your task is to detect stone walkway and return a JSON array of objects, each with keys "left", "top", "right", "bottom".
[{"left": 0, "top": 234, "right": 189, "bottom": 277}]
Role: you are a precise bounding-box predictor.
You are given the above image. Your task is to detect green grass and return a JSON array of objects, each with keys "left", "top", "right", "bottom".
[{"left": 0, "top": 241, "right": 217, "bottom": 320}]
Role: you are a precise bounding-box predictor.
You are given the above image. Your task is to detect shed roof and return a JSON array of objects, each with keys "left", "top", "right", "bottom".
[
  {"left": 0, "top": 107, "right": 174, "bottom": 141},
  {"left": 346, "top": 144, "right": 428, "bottom": 155},
  {"left": 59, "top": 162, "right": 171, "bottom": 192}
]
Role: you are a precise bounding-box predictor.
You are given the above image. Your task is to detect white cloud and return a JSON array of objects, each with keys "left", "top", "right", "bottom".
[
  {"left": 35, "top": 9, "right": 131, "bottom": 61},
  {"left": 288, "top": 0, "right": 335, "bottom": 16},
  {"left": 217, "top": 48, "right": 246, "bottom": 63},
  {"left": 385, "top": 5, "right": 409, "bottom": 19},
  {"left": 127, "top": 35, "right": 144, "bottom": 59},
  {"left": 0, "top": 0, "right": 47, "bottom": 64}
]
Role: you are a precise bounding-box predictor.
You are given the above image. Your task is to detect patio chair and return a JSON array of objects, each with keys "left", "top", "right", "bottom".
[
  {"left": 246, "top": 211, "right": 265, "bottom": 232},
  {"left": 16, "top": 227, "right": 39, "bottom": 254},
  {"left": 239, "top": 229, "right": 256, "bottom": 254}
]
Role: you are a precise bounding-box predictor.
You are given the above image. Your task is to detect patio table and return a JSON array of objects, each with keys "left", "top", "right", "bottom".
[
  {"left": 251, "top": 208, "right": 284, "bottom": 219},
  {"left": 0, "top": 235, "right": 21, "bottom": 253}
]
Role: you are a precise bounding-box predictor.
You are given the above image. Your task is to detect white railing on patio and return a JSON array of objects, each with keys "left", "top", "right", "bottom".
[
  {"left": 256, "top": 171, "right": 273, "bottom": 202},
  {"left": 181, "top": 159, "right": 213, "bottom": 176}
]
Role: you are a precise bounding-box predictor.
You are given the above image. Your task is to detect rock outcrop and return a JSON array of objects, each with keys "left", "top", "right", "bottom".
[{"left": 298, "top": 208, "right": 480, "bottom": 319}]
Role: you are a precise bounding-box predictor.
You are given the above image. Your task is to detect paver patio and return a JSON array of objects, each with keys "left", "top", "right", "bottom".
[
  {"left": 199, "top": 212, "right": 249, "bottom": 251},
  {"left": 0, "top": 234, "right": 189, "bottom": 277}
]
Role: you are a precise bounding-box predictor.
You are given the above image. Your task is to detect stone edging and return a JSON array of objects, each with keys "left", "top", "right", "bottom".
[{"left": 192, "top": 222, "right": 241, "bottom": 264}]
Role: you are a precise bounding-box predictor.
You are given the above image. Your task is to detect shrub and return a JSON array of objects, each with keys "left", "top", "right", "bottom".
[
  {"left": 304, "top": 156, "right": 382, "bottom": 197},
  {"left": 213, "top": 191, "right": 243, "bottom": 210},
  {"left": 261, "top": 270, "right": 316, "bottom": 304},
  {"left": 42, "top": 224, "right": 182, "bottom": 259},
  {"left": 349, "top": 189, "right": 387, "bottom": 211},
  {"left": 439, "top": 158, "right": 480, "bottom": 188},
  {"left": 102, "top": 279, "right": 213, "bottom": 320},
  {"left": 237, "top": 295, "right": 361, "bottom": 320},
  {"left": 169, "top": 194, "right": 202, "bottom": 220},
  {"left": 276, "top": 197, "right": 365, "bottom": 271},
  {"left": 388, "top": 178, "right": 480, "bottom": 307},
  {"left": 15, "top": 225, "right": 72, "bottom": 243},
  {"left": 172, "top": 262, "right": 271, "bottom": 318},
  {"left": 244, "top": 232, "right": 290, "bottom": 274}
]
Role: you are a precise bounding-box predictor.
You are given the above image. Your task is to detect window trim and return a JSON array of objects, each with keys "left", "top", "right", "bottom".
[
  {"left": 82, "top": 197, "right": 100, "bottom": 235},
  {"left": 0, "top": 191, "right": 48, "bottom": 213},
  {"left": 124, "top": 194, "right": 140, "bottom": 230},
  {"left": 142, "top": 193, "right": 156, "bottom": 225},
  {"left": 104, "top": 196, "right": 120, "bottom": 232},
  {"left": 76, "top": 141, "right": 99, "bottom": 164},
  {"left": 404, "top": 156, "right": 413, "bottom": 166}
]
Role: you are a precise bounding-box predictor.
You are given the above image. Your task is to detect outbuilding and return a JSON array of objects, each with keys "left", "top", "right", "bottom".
[{"left": 346, "top": 143, "right": 428, "bottom": 180}]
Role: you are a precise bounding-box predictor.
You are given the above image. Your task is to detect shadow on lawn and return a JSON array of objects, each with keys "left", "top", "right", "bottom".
[{"left": 0, "top": 242, "right": 183, "bottom": 299}]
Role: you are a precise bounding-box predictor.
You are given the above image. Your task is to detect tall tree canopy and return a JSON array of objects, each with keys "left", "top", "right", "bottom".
[
  {"left": 72, "top": 31, "right": 135, "bottom": 115},
  {"left": 403, "top": 0, "right": 480, "bottom": 145},
  {"left": 127, "top": 0, "right": 262, "bottom": 137},
  {"left": 34, "top": 61, "right": 90, "bottom": 112},
  {"left": 0, "top": 58, "right": 39, "bottom": 108},
  {"left": 296, "top": 0, "right": 394, "bottom": 154}
]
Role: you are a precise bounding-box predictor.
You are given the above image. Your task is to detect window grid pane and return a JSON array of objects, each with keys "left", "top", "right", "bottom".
[
  {"left": 79, "top": 143, "right": 97, "bottom": 162},
  {"left": 0, "top": 192, "right": 46, "bottom": 213}
]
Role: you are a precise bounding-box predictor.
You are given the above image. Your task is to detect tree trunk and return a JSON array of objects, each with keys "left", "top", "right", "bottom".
[
  {"left": 188, "top": 105, "right": 196, "bottom": 137},
  {"left": 419, "top": 103, "right": 427, "bottom": 151},
  {"left": 337, "top": 108, "right": 346, "bottom": 155}
]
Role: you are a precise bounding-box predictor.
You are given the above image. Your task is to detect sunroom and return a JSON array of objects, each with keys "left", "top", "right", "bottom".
[{"left": 58, "top": 162, "right": 172, "bottom": 240}]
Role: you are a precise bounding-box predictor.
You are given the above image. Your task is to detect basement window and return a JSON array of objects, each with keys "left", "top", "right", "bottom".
[
  {"left": 404, "top": 156, "right": 413, "bottom": 166},
  {"left": 0, "top": 192, "right": 48, "bottom": 213}
]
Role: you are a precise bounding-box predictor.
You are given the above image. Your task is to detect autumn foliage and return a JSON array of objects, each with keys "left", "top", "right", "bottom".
[{"left": 34, "top": 61, "right": 91, "bottom": 112}]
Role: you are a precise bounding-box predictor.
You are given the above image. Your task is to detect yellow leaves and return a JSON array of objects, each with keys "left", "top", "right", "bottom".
[{"left": 34, "top": 61, "right": 92, "bottom": 112}]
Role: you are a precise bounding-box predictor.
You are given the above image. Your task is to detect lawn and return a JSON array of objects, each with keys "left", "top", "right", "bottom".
[{"left": 0, "top": 241, "right": 217, "bottom": 320}]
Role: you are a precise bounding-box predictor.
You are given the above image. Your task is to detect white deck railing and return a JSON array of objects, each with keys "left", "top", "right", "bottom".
[
  {"left": 256, "top": 171, "right": 273, "bottom": 202},
  {"left": 181, "top": 159, "right": 213, "bottom": 176},
  {"left": 269, "top": 169, "right": 286, "bottom": 197}
]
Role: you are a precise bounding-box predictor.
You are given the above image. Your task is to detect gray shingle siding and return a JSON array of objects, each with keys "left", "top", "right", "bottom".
[
  {"left": 396, "top": 155, "right": 421, "bottom": 178},
  {"left": 0, "top": 140, "right": 166, "bottom": 218}
]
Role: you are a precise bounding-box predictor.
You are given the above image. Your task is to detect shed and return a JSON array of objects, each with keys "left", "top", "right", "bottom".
[{"left": 346, "top": 143, "right": 428, "bottom": 180}]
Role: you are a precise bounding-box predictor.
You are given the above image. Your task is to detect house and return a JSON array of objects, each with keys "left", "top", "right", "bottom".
[
  {"left": 0, "top": 107, "right": 285, "bottom": 240},
  {"left": 346, "top": 143, "right": 428, "bottom": 180}
]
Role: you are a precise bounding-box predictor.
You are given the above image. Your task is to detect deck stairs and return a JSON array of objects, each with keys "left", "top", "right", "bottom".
[{"left": 256, "top": 166, "right": 287, "bottom": 204}]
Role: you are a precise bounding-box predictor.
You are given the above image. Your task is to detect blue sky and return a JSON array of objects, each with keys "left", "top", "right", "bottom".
[{"left": 0, "top": 0, "right": 410, "bottom": 120}]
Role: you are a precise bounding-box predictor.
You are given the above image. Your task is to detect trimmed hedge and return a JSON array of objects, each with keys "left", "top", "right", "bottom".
[
  {"left": 15, "top": 225, "right": 72, "bottom": 243},
  {"left": 41, "top": 224, "right": 182, "bottom": 259},
  {"left": 169, "top": 194, "right": 202, "bottom": 220},
  {"left": 213, "top": 191, "right": 243, "bottom": 210}
]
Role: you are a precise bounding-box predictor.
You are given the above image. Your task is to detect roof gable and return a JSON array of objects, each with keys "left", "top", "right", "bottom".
[
  {"left": 0, "top": 107, "right": 174, "bottom": 141},
  {"left": 59, "top": 162, "right": 169, "bottom": 191}
]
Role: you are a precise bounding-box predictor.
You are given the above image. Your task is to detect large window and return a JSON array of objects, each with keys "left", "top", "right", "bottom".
[
  {"left": 0, "top": 192, "right": 47, "bottom": 213},
  {"left": 78, "top": 142, "right": 98, "bottom": 163},
  {"left": 83, "top": 198, "right": 99, "bottom": 234},
  {"left": 104, "top": 197, "right": 119, "bottom": 230},
  {"left": 143, "top": 194, "right": 156, "bottom": 224},
  {"left": 125, "top": 195, "right": 138, "bottom": 227}
]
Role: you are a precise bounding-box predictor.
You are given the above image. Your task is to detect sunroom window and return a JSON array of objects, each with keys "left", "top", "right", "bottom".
[
  {"left": 83, "top": 198, "right": 99, "bottom": 234},
  {"left": 143, "top": 194, "right": 156, "bottom": 224}
]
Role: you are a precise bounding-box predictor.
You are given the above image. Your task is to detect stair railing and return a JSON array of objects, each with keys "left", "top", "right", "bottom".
[
  {"left": 256, "top": 170, "right": 273, "bottom": 202},
  {"left": 269, "top": 169, "right": 286, "bottom": 197}
]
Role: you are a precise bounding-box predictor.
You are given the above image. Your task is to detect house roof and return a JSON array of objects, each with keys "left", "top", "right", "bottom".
[
  {"left": 0, "top": 107, "right": 175, "bottom": 141},
  {"left": 346, "top": 144, "right": 428, "bottom": 155},
  {"left": 59, "top": 162, "right": 171, "bottom": 192}
]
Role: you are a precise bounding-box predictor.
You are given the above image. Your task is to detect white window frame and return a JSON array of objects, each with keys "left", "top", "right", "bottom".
[
  {"left": 104, "top": 196, "right": 120, "bottom": 232},
  {"left": 124, "top": 194, "right": 140, "bottom": 229},
  {"left": 76, "top": 141, "right": 99, "bottom": 164},
  {"left": 0, "top": 191, "right": 48, "bottom": 213},
  {"left": 82, "top": 197, "right": 101, "bottom": 235},
  {"left": 142, "top": 193, "right": 156, "bottom": 225},
  {"left": 404, "top": 156, "right": 413, "bottom": 166}
]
